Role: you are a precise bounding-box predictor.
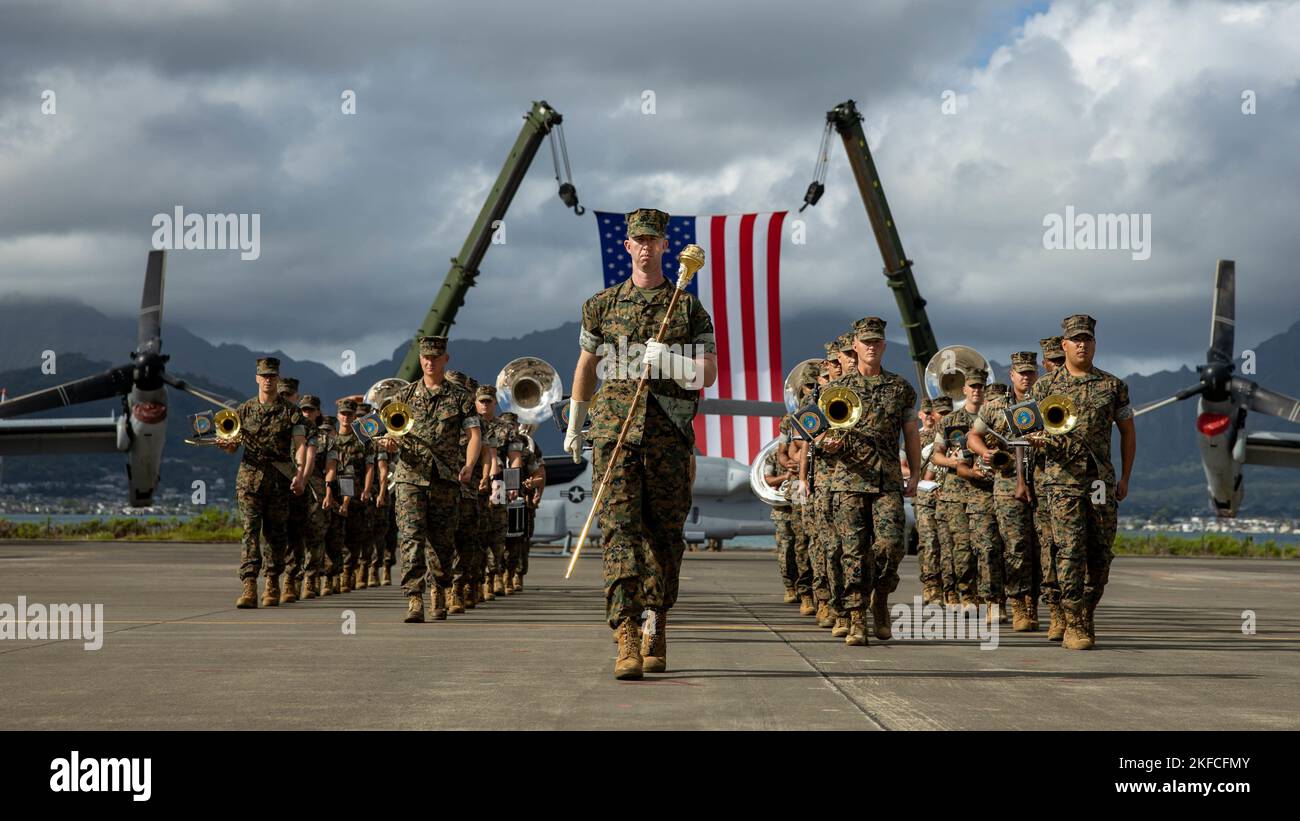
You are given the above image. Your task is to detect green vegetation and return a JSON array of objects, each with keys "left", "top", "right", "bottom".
[
  {"left": 1114, "top": 531, "right": 1296, "bottom": 559},
  {"left": 0, "top": 508, "right": 242, "bottom": 542}
]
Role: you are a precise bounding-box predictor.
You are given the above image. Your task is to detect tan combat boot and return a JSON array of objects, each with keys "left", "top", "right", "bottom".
[
  {"left": 261, "top": 575, "right": 281, "bottom": 607},
  {"left": 339, "top": 570, "right": 352, "bottom": 594},
  {"left": 464, "top": 581, "right": 477, "bottom": 609},
  {"left": 614, "top": 617, "right": 644, "bottom": 680},
  {"left": 367, "top": 566, "right": 379, "bottom": 588},
  {"left": 447, "top": 583, "right": 465, "bottom": 615},
  {"left": 1010, "top": 598, "right": 1032, "bottom": 632},
  {"left": 641, "top": 610, "right": 668, "bottom": 674},
  {"left": 816, "top": 601, "right": 835, "bottom": 628},
  {"left": 280, "top": 576, "right": 298, "bottom": 605},
  {"left": 493, "top": 573, "right": 506, "bottom": 596},
  {"left": 831, "top": 614, "right": 850, "bottom": 638},
  {"left": 404, "top": 593, "right": 425, "bottom": 623},
  {"left": 1047, "top": 602, "right": 1065, "bottom": 641},
  {"left": 1062, "top": 607, "right": 1094, "bottom": 650},
  {"left": 302, "top": 575, "right": 318, "bottom": 600},
  {"left": 871, "top": 591, "right": 893, "bottom": 640},
  {"left": 1025, "top": 595, "right": 1040, "bottom": 630},
  {"left": 355, "top": 567, "right": 367, "bottom": 590},
  {"left": 986, "top": 600, "right": 999, "bottom": 627},
  {"left": 483, "top": 580, "right": 496, "bottom": 602},
  {"left": 1085, "top": 600, "right": 1098, "bottom": 643},
  {"left": 783, "top": 586, "right": 798, "bottom": 604},
  {"left": 845, "top": 608, "right": 868, "bottom": 646},
  {"left": 511, "top": 572, "right": 523, "bottom": 592},
  {"left": 500, "top": 572, "right": 513, "bottom": 596},
  {"left": 431, "top": 586, "right": 448, "bottom": 620},
  {"left": 920, "top": 585, "right": 938, "bottom": 605},
  {"left": 236, "top": 577, "right": 258, "bottom": 609},
  {"left": 381, "top": 565, "right": 392, "bottom": 586},
  {"left": 944, "top": 590, "right": 960, "bottom": 607},
  {"left": 962, "top": 594, "right": 980, "bottom": 616},
  {"left": 798, "top": 593, "right": 816, "bottom": 616}
]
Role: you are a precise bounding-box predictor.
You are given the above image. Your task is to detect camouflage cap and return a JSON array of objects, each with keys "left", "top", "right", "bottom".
[
  {"left": 335, "top": 397, "right": 358, "bottom": 414},
  {"left": 1040, "top": 335, "right": 1065, "bottom": 360},
  {"left": 1061, "top": 314, "right": 1097, "bottom": 339},
  {"left": 475, "top": 385, "right": 497, "bottom": 401},
  {"left": 986, "top": 382, "right": 1009, "bottom": 397},
  {"left": 852, "top": 315, "right": 887, "bottom": 341},
  {"left": 920, "top": 397, "right": 934, "bottom": 412},
  {"left": 836, "top": 332, "right": 857, "bottom": 353},
  {"left": 498, "top": 412, "right": 518, "bottom": 424},
  {"left": 625, "top": 208, "right": 670, "bottom": 239},
  {"left": 418, "top": 336, "right": 448, "bottom": 356},
  {"left": 355, "top": 402, "right": 372, "bottom": 415},
  {"left": 1010, "top": 351, "right": 1039, "bottom": 373},
  {"left": 276, "top": 376, "right": 300, "bottom": 396},
  {"left": 299, "top": 394, "right": 321, "bottom": 410},
  {"left": 256, "top": 356, "right": 280, "bottom": 376},
  {"left": 964, "top": 368, "right": 989, "bottom": 386},
  {"left": 932, "top": 396, "right": 954, "bottom": 412},
  {"left": 321, "top": 415, "right": 336, "bottom": 428},
  {"left": 823, "top": 342, "right": 838, "bottom": 361}
]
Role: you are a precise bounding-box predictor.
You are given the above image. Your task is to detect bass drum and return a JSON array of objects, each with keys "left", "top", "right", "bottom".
[{"left": 749, "top": 437, "right": 791, "bottom": 506}]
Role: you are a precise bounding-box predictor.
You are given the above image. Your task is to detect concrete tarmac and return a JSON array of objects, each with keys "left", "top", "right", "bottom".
[{"left": 0, "top": 541, "right": 1296, "bottom": 730}]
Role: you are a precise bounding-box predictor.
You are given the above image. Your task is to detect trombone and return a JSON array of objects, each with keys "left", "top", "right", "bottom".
[{"left": 185, "top": 408, "right": 241, "bottom": 446}]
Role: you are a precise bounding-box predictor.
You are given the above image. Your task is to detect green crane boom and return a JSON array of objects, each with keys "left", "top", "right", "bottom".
[
  {"left": 396, "top": 100, "right": 580, "bottom": 381},
  {"left": 811, "top": 99, "right": 940, "bottom": 390}
]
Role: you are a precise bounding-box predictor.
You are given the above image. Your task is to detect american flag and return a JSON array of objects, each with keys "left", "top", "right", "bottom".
[{"left": 595, "top": 210, "right": 787, "bottom": 464}]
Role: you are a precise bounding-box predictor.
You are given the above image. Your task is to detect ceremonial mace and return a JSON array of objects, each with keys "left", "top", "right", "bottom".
[{"left": 564, "top": 243, "right": 707, "bottom": 579}]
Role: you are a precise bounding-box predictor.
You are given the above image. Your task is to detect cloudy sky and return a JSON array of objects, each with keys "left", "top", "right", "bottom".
[{"left": 2, "top": 0, "right": 1298, "bottom": 378}]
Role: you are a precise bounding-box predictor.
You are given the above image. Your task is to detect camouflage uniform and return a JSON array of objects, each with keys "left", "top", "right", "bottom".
[
  {"left": 444, "top": 371, "right": 484, "bottom": 594},
  {"left": 234, "top": 360, "right": 306, "bottom": 582},
  {"left": 316, "top": 416, "right": 342, "bottom": 582},
  {"left": 478, "top": 401, "right": 509, "bottom": 591},
  {"left": 579, "top": 256, "right": 715, "bottom": 628},
  {"left": 277, "top": 378, "right": 312, "bottom": 591},
  {"left": 392, "top": 339, "right": 479, "bottom": 597},
  {"left": 914, "top": 418, "right": 943, "bottom": 597},
  {"left": 973, "top": 356, "right": 1039, "bottom": 602},
  {"left": 301, "top": 405, "right": 332, "bottom": 587},
  {"left": 803, "top": 348, "right": 838, "bottom": 609},
  {"left": 765, "top": 419, "right": 807, "bottom": 596},
  {"left": 500, "top": 413, "right": 531, "bottom": 583},
  {"left": 937, "top": 401, "right": 987, "bottom": 603},
  {"left": 1032, "top": 316, "right": 1132, "bottom": 626},
  {"left": 1034, "top": 336, "right": 1065, "bottom": 607},
  {"left": 326, "top": 406, "right": 374, "bottom": 581},
  {"left": 823, "top": 318, "right": 916, "bottom": 617}
]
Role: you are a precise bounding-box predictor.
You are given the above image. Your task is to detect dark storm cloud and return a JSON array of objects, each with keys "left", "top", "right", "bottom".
[{"left": 1, "top": 0, "right": 1296, "bottom": 375}]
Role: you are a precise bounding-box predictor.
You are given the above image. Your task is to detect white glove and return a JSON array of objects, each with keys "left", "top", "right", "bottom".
[
  {"left": 490, "top": 478, "right": 506, "bottom": 505},
  {"left": 563, "top": 399, "right": 589, "bottom": 463},
  {"left": 643, "top": 338, "right": 699, "bottom": 389}
]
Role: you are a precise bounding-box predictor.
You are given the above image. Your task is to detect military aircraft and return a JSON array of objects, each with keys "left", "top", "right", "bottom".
[
  {"left": 0, "top": 250, "right": 234, "bottom": 506},
  {"left": 1131, "top": 260, "right": 1300, "bottom": 517}
]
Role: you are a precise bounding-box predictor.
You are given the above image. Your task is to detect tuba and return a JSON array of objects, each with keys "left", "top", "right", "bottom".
[
  {"left": 496, "top": 357, "right": 563, "bottom": 431},
  {"left": 750, "top": 437, "right": 795, "bottom": 505},
  {"left": 783, "top": 358, "right": 823, "bottom": 413},
  {"left": 360, "top": 378, "right": 411, "bottom": 438},
  {"left": 925, "top": 345, "right": 992, "bottom": 400}
]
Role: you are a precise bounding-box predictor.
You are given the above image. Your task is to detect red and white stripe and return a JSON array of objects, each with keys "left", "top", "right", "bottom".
[{"left": 691, "top": 211, "right": 786, "bottom": 465}]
